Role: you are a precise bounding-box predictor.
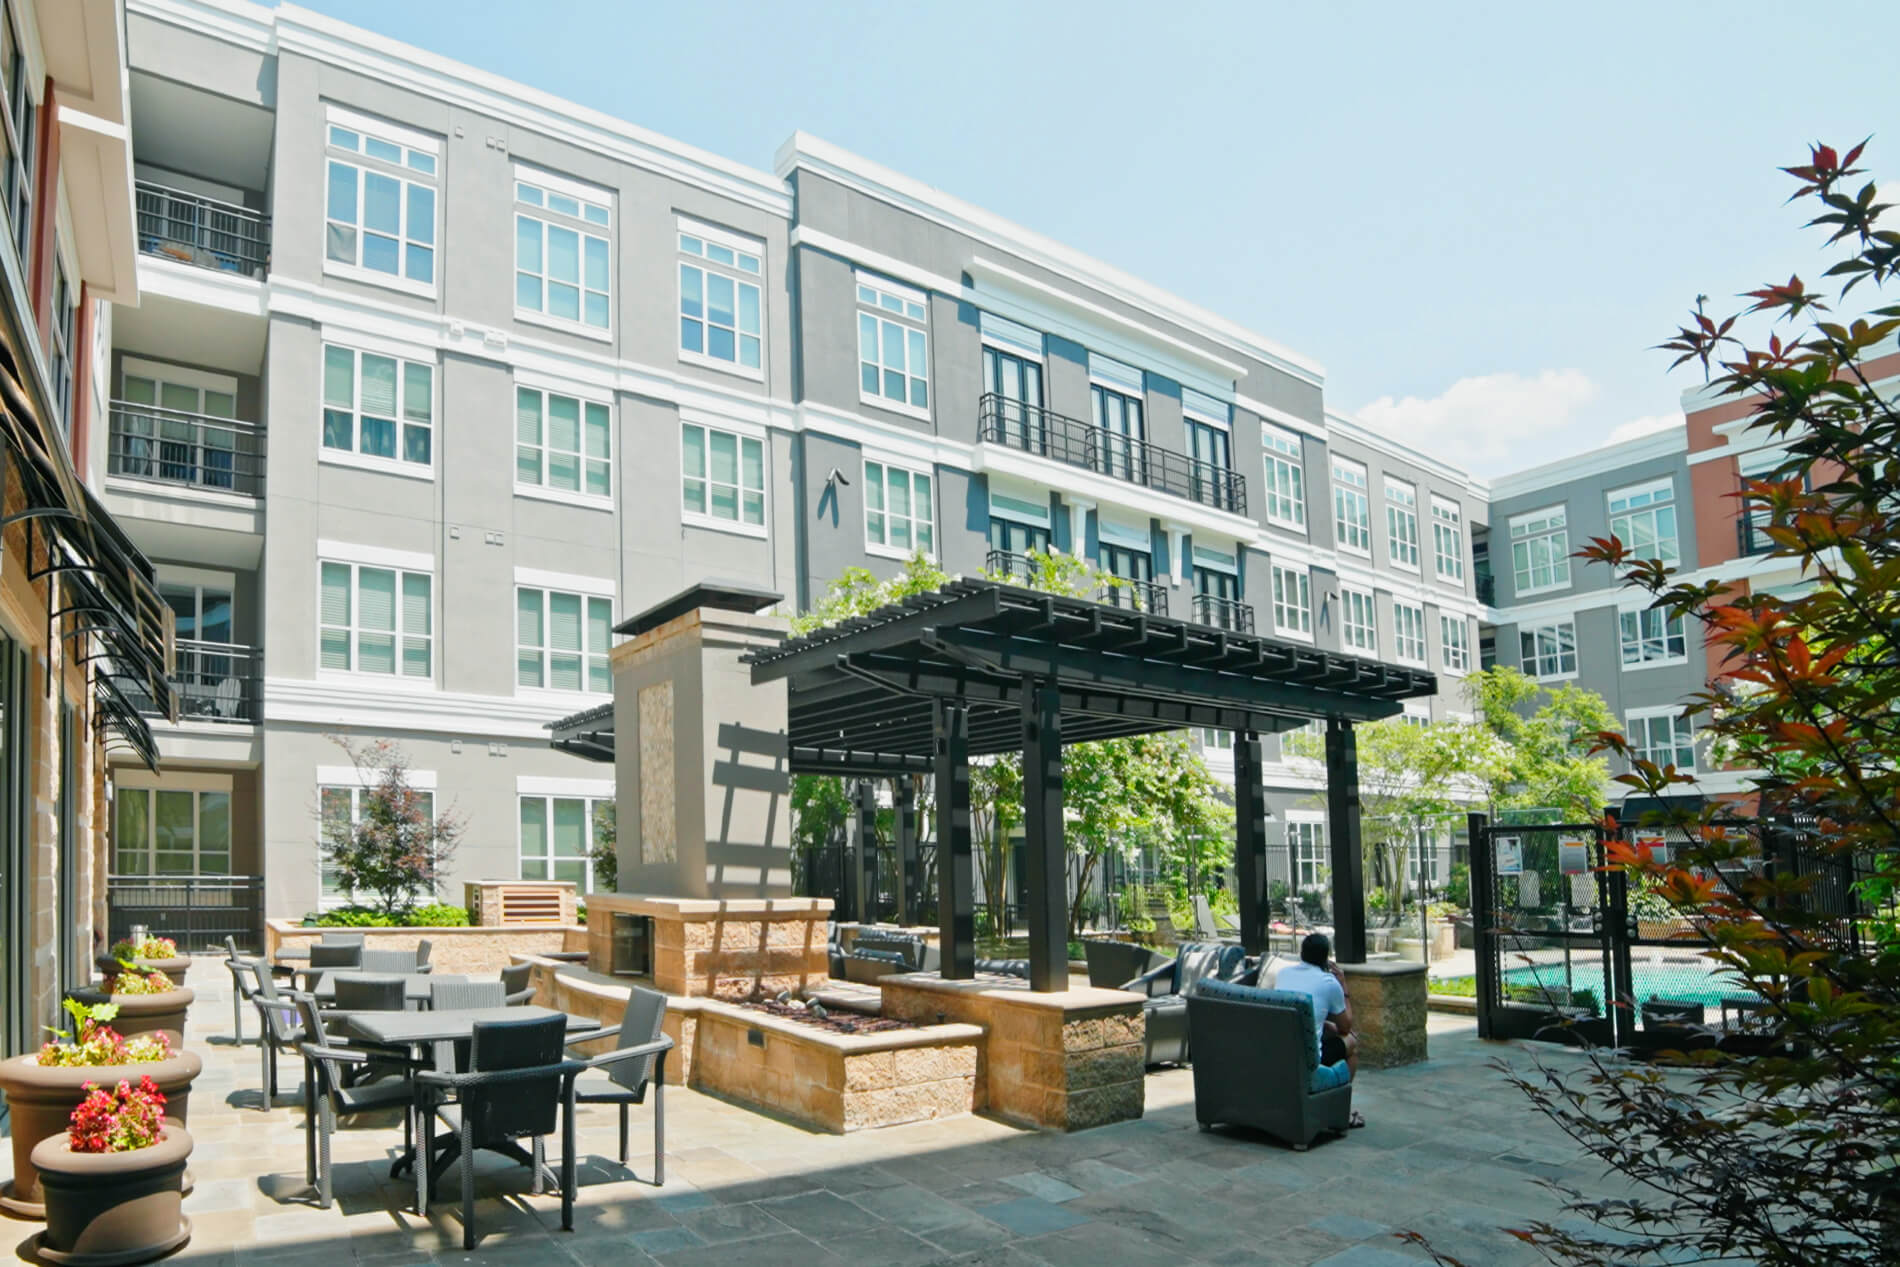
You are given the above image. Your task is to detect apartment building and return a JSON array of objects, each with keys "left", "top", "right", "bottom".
[{"left": 98, "top": 0, "right": 1717, "bottom": 923}]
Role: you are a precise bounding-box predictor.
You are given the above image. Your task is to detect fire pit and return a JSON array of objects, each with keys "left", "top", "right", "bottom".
[{"left": 735, "top": 999, "right": 915, "bottom": 1035}]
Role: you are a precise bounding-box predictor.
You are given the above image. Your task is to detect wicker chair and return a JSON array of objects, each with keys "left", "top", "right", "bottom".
[
  {"left": 293, "top": 994, "right": 415, "bottom": 1208},
  {"left": 500, "top": 962, "right": 535, "bottom": 1006},
  {"left": 223, "top": 936, "right": 266, "bottom": 1045},
  {"left": 360, "top": 948, "right": 423, "bottom": 974},
  {"left": 1186, "top": 978, "right": 1353, "bottom": 1149},
  {"left": 416, "top": 939, "right": 434, "bottom": 969},
  {"left": 247, "top": 970, "right": 305, "bottom": 1110},
  {"left": 332, "top": 975, "right": 407, "bottom": 1012},
  {"left": 431, "top": 979, "right": 505, "bottom": 1011},
  {"left": 300, "top": 942, "right": 363, "bottom": 991},
  {"left": 319, "top": 931, "right": 366, "bottom": 946},
  {"left": 417, "top": 1015, "right": 585, "bottom": 1250},
  {"left": 565, "top": 985, "right": 672, "bottom": 1179}
]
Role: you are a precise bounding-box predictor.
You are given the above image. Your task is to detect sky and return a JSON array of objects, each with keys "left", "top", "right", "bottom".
[{"left": 292, "top": 0, "right": 1900, "bottom": 479}]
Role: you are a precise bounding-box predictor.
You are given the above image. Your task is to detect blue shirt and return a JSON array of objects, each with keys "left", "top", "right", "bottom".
[{"left": 1274, "top": 961, "right": 1346, "bottom": 1060}]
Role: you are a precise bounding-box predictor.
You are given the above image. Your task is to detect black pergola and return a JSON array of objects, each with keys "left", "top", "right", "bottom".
[{"left": 744, "top": 578, "right": 1437, "bottom": 990}]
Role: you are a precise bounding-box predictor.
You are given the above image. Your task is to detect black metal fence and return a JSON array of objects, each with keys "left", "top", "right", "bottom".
[
  {"left": 1191, "top": 593, "right": 1255, "bottom": 632},
  {"left": 106, "top": 875, "right": 264, "bottom": 954},
  {"left": 978, "top": 392, "right": 1247, "bottom": 514}
]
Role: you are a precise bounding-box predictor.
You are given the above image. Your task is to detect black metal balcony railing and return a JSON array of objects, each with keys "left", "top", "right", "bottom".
[
  {"left": 1737, "top": 516, "right": 1776, "bottom": 557},
  {"left": 1191, "top": 593, "right": 1255, "bottom": 633},
  {"left": 979, "top": 393, "right": 1247, "bottom": 515},
  {"left": 108, "top": 402, "right": 264, "bottom": 498},
  {"left": 1098, "top": 576, "right": 1168, "bottom": 616},
  {"left": 135, "top": 180, "right": 270, "bottom": 277},
  {"left": 122, "top": 640, "right": 262, "bottom": 725},
  {"left": 986, "top": 548, "right": 1038, "bottom": 586}
]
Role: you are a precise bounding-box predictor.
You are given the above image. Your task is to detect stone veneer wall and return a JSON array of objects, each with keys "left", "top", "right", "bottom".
[
  {"left": 1341, "top": 959, "right": 1429, "bottom": 1068},
  {"left": 584, "top": 895, "right": 830, "bottom": 999},
  {"left": 267, "top": 920, "right": 575, "bottom": 976},
  {"left": 879, "top": 974, "right": 1146, "bottom": 1131}
]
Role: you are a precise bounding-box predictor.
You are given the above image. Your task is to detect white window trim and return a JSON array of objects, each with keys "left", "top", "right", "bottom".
[
  {"left": 979, "top": 311, "right": 1045, "bottom": 361},
  {"left": 325, "top": 104, "right": 442, "bottom": 157},
  {"left": 1392, "top": 600, "right": 1428, "bottom": 666},
  {"left": 316, "top": 764, "right": 439, "bottom": 791},
  {"left": 1087, "top": 352, "right": 1144, "bottom": 396},
  {"left": 121, "top": 356, "right": 238, "bottom": 397},
  {"left": 1182, "top": 388, "right": 1232, "bottom": 429},
  {"left": 516, "top": 306, "right": 615, "bottom": 345},
  {"left": 1439, "top": 613, "right": 1471, "bottom": 676},
  {"left": 317, "top": 341, "right": 436, "bottom": 478},
  {"left": 1431, "top": 494, "right": 1465, "bottom": 583},
  {"left": 1385, "top": 479, "right": 1421, "bottom": 574},
  {"left": 855, "top": 271, "right": 931, "bottom": 421},
  {"left": 1518, "top": 618, "right": 1581, "bottom": 682},
  {"left": 315, "top": 539, "right": 433, "bottom": 572},
  {"left": 320, "top": 447, "right": 436, "bottom": 483},
  {"left": 676, "top": 216, "right": 766, "bottom": 381},
  {"left": 517, "top": 775, "right": 615, "bottom": 798},
  {"left": 513, "top": 382, "right": 614, "bottom": 509},
  {"left": 516, "top": 789, "right": 610, "bottom": 891},
  {"left": 1260, "top": 423, "right": 1307, "bottom": 534},
  {"left": 680, "top": 419, "right": 769, "bottom": 540},
  {"left": 1331, "top": 457, "right": 1372, "bottom": 558},
  {"left": 1607, "top": 476, "right": 1675, "bottom": 510},
  {"left": 511, "top": 160, "right": 612, "bottom": 206},
  {"left": 1339, "top": 584, "right": 1378, "bottom": 655},
  {"left": 1270, "top": 564, "right": 1314, "bottom": 643},
  {"left": 316, "top": 557, "right": 437, "bottom": 688},
  {"left": 862, "top": 456, "right": 936, "bottom": 562},
  {"left": 514, "top": 566, "right": 615, "bottom": 598},
  {"left": 1508, "top": 504, "right": 1573, "bottom": 596},
  {"left": 1618, "top": 606, "right": 1690, "bottom": 672},
  {"left": 513, "top": 170, "right": 615, "bottom": 340},
  {"left": 1626, "top": 705, "right": 1697, "bottom": 773},
  {"left": 514, "top": 585, "right": 613, "bottom": 700}
]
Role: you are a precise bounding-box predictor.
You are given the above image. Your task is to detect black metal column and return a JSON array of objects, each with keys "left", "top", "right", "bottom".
[
  {"left": 1603, "top": 829, "right": 1636, "bottom": 1046},
  {"left": 1467, "top": 811, "right": 1496, "bottom": 1039},
  {"left": 1325, "top": 720, "right": 1368, "bottom": 963},
  {"left": 1233, "top": 729, "right": 1268, "bottom": 955},
  {"left": 1022, "top": 676, "right": 1068, "bottom": 992},
  {"left": 933, "top": 700, "right": 975, "bottom": 979},
  {"left": 895, "top": 778, "right": 918, "bottom": 926},
  {"left": 850, "top": 780, "right": 877, "bottom": 926}
]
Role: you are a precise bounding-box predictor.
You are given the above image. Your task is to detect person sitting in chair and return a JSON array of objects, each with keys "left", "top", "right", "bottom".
[{"left": 1275, "top": 932, "right": 1365, "bottom": 1128}]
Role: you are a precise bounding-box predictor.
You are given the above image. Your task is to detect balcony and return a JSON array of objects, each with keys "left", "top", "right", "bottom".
[
  {"left": 979, "top": 393, "right": 1247, "bottom": 515},
  {"left": 986, "top": 548, "right": 1039, "bottom": 587},
  {"left": 1098, "top": 576, "right": 1168, "bottom": 616},
  {"left": 135, "top": 180, "right": 270, "bottom": 278},
  {"left": 123, "top": 640, "right": 263, "bottom": 725},
  {"left": 108, "top": 402, "right": 264, "bottom": 498},
  {"left": 1191, "top": 593, "right": 1255, "bottom": 633},
  {"left": 1737, "top": 516, "right": 1776, "bottom": 557}
]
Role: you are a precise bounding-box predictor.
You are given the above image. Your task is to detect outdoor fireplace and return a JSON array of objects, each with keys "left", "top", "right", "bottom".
[{"left": 611, "top": 912, "right": 652, "bottom": 977}]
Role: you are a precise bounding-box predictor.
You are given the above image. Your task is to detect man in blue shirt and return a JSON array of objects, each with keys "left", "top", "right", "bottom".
[{"left": 1273, "top": 933, "right": 1363, "bottom": 1123}]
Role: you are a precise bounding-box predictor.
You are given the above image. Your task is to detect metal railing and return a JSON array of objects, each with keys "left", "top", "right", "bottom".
[
  {"left": 107, "top": 875, "right": 264, "bottom": 954},
  {"left": 1737, "top": 516, "right": 1775, "bottom": 557},
  {"left": 978, "top": 392, "right": 1247, "bottom": 514},
  {"left": 1098, "top": 575, "right": 1168, "bottom": 616},
  {"left": 120, "top": 640, "right": 263, "bottom": 725},
  {"left": 1191, "top": 592, "right": 1255, "bottom": 632},
  {"left": 135, "top": 180, "right": 270, "bottom": 277},
  {"left": 985, "top": 548, "right": 1038, "bottom": 586},
  {"left": 108, "top": 402, "right": 264, "bottom": 497}
]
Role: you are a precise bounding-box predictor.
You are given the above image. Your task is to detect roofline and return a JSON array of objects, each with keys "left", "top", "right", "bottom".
[
  {"left": 1323, "top": 409, "right": 1487, "bottom": 497},
  {"left": 1482, "top": 424, "right": 1688, "bottom": 501}
]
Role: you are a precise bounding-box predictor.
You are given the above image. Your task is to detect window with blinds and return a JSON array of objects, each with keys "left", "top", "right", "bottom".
[
  {"left": 319, "top": 560, "right": 433, "bottom": 679},
  {"left": 516, "top": 387, "right": 611, "bottom": 499},
  {"left": 322, "top": 344, "right": 433, "bottom": 466},
  {"left": 681, "top": 422, "right": 765, "bottom": 528},
  {"left": 519, "top": 795, "right": 609, "bottom": 889},
  {"left": 517, "top": 587, "right": 612, "bottom": 693}
]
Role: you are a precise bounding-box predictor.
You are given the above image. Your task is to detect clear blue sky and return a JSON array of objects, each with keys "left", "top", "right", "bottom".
[{"left": 294, "top": 0, "right": 1900, "bottom": 477}]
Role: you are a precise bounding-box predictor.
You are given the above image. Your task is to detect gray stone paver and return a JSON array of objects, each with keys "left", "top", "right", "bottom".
[{"left": 0, "top": 959, "right": 1653, "bottom": 1266}]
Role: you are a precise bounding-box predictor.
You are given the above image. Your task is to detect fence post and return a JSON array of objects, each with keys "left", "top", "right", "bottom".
[
  {"left": 1468, "top": 812, "right": 1496, "bottom": 1040},
  {"left": 1603, "top": 826, "right": 1637, "bottom": 1047}
]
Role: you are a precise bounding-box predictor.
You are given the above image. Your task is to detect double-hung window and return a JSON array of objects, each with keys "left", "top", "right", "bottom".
[
  {"left": 1385, "top": 478, "right": 1420, "bottom": 569},
  {"left": 515, "top": 168, "right": 612, "bottom": 332},
  {"left": 1288, "top": 818, "right": 1327, "bottom": 889},
  {"left": 1271, "top": 564, "right": 1312, "bottom": 638},
  {"left": 1518, "top": 619, "right": 1577, "bottom": 679},
  {"left": 864, "top": 459, "right": 933, "bottom": 557},
  {"left": 1431, "top": 496, "right": 1464, "bottom": 583},
  {"left": 49, "top": 254, "right": 74, "bottom": 436},
  {"left": 1393, "top": 601, "right": 1426, "bottom": 664},
  {"left": 1608, "top": 478, "right": 1679, "bottom": 564},
  {"left": 856, "top": 275, "right": 929, "bottom": 412},
  {"left": 1620, "top": 607, "right": 1687, "bottom": 667},
  {"left": 519, "top": 793, "right": 612, "bottom": 890},
  {"left": 1440, "top": 614, "right": 1471, "bottom": 673},
  {"left": 1261, "top": 424, "right": 1306, "bottom": 530},
  {"left": 516, "top": 386, "right": 611, "bottom": 500},
  {"left": 517, "top": 586, "right": 612, "bottom": 694},
  {"left": 678, "top": 219, "right": 762, "bottom": 375},
  {"left": 1509, "top": 506, "right": 1570, "bottom": 594},
  {"left": 1340, "top": 587, "right": 1377, "bottom": 654},
  {"left": 681, "top": 422, "right": 764, "bottom": 530},
  {"left": 114, "top": 783, "right": 232, "bottom": 876},
  {"left": 1332, "top": 458, "right": 1371, "bottom": 553},
  {"left": 319, "top": 556, "right": 433, "bottom": 680},
  {"left": 322, "top": 344, "right": 434, "bottom": 467},
  {"left": 1628, "top": 709, "right": 1696, "bottom": 772},
  {"left": 324, "top": 109, "right": 438, "bottom": 291}
]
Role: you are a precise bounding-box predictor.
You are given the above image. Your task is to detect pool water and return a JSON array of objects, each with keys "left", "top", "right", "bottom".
[{"left": 1501, "top": 956, "right": 1759, "bottom": 1014}]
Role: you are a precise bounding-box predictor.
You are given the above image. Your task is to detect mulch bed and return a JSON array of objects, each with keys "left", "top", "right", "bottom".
[{"left": 735, "top": 999, "right": 915, "bottom": 1034}]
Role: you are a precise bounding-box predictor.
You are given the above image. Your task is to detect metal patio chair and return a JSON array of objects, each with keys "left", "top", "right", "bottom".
[
  {"left": 565, "top": 984, "right": 672, "bottom": 1180},
  {"left": 248, "top": 969, "right": 304, "bottom": 1110},
  {"left": 293, "top": 994, "right": 415, "bottom": 1209},
  {"left": 500, "top": 962, "right": 535, "bottom": 1006},
  {"left": 223, "top": 936, "right": 265, "bottom": 1044}
]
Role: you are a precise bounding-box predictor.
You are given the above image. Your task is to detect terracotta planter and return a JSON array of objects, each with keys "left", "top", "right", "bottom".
[
  {"left": 94, "top": 955, "right": 192, "bottom": 981},
  {"left": 29, "top": 1125, "right": 192, "bottom": 1266},
  {"left": 89, "top": 988, "right": 194, "bottom": 1049},
  {"left": 0, "top": 1050, "right": 202, "bottom": 1218}
]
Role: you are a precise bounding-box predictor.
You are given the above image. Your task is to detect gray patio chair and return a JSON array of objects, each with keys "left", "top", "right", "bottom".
[
  {"left": 223, "top": 936, "right": 265, "bottom": 1044},
  {"left": 432, "top": 978, "right": 505, "bottom": 1011},
  {"left": 247, "top": 970, "right": 305, "bottom": 1110},
  {"left": 416, "top": 939, "right": 434, "bottom": 970},
  {"left": 1083, "top": 939, "right": 1171, "bottom": 990},
  {"left": 566, "top": 985, "right": 672, "bottom": 1180},
  {"left": 361, "top": 947, "right": 422, "bottom": 974},
  {"left": 1126, "top": 941, "right": 1248, "bottom": 1065},
  {"left": 319, "top": 931, "right": 366, "bottom": 946},
  {"left": 301, "top": 942, "right": 362, "bottom": 990},
  {"left": 417, "top": 1014, "right": 586, "bottom": 1249},
  {"left": 333, "top": 975, "right": 407, "bottom": 1012},
  {"left": 293, "top": 994, "right": 415, "bottom": 1208},
  {"left": 500, "top": 962, "right": 535, "bottom": 1006},
  {"left": 1185, "top": 978, "right": 1353, "bottom": 1149}
]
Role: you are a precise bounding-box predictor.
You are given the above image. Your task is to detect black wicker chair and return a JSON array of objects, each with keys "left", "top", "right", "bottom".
[
  {"left": 1083, "top": 939, "right": 1171, "bottom": 990},
  {"left": 299, "top": 942, "right": 363, "bottom": 990},
  {"left": 566, "top": 986, "right": 672, "bottom": 1180},
  {"left": 293, "top": 994, "right": 415, "bottom": 1207},
  {"left": 417, "top": 1015, "right": 585, "bottom": 1249},
  {"left": 332, "top": 975, "right": 407, "bottom": 1012},
  {"left": 500, "top": 962, "right": 535, "bottom": 1006}
]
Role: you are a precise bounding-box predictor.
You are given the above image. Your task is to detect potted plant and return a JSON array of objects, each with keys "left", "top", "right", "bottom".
[
  {"left": 30, "top": 1076, "right": 192, "bottom": 1266},
  {"left": 95, "top": 935, "right": 191, "bottom": 982},
  {"left": 0, "top": 1000, "right": 201, "bottom": 1218},
  {"left": 91, "top": 965, "right": 193, "bottom": 1048}
]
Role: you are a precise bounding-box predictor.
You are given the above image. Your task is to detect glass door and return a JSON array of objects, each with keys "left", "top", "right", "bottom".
[
  {"left": 1092, "top": 384, "right": 1145, "bottom": 483},
  {"left": 161, "top": 583, "right": 234, "bottom": 716},
  {"left": 988, "top": 517, "right": 1050, "bottom": 556},
  {"left": 1098, "top": 544, "right": 1155, "bottom": 611},
  {"left": 1187, "top": 420, "right": 1232, "bottom": 507},
  {"left": 984, "top": 347, "right": 1044, "bottom": 453},
  {"left": 122, "top": 371, "right": 237, "bottom": 488}
]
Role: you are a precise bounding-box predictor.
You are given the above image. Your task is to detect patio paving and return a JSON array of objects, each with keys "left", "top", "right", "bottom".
[{"left": 1, "top": 958, "right": 1639, "bottom": 1267}]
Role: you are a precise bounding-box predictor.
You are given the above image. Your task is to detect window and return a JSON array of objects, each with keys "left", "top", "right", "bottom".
[
  {"left": 856, "top": 276, "right": 928, "bottom": 411},
  {"left": 319, "top": 783, "right": 434, "bottom": 901},
  {"left": 323, "top": 345, "right": 433, "bottom": 466},
  {"left": 1519, "top": 619, "right": 1578, "bottom": 679},
  {"left": 1289, "top": 818, "right": 1327, "bottom": 889},
  {"left": 1394, "top": 601, "right": 1426, "bottom": 664},
  {"left": 1608, "top": 478, "right": 1679, "bottom": 565},
  {"left": 1440, "top": 614, "right": 1471, "bottom": 673},
  {"left": 519, "top": 795, "right": 611, "bottom": 890},
  {"left": 517, "top": 588, "right": 612, "bottom": 694},
  {"left": 1431, "top": 497, "right": 1464, "bottom": 582},
  {"left": 983, "top": 333, "right": 1045, "bottom": 451},
  {"left": 989, "top": 513, "right": 1049, "bottom": 557},
  {"left": 678, "top": 223, "right": 762, "bottom": 373},
  {"left": 681, "top": 423, "right": 764, "bottom": 528},
  {"left": 114, "top": 786, "right": 230, "bottom": 876},
  {"left": 1340, "top": 587, "right": 1377, "bottom": 654},
  {"left": 864, "top": 460, "right": 933, "bottom": 556},
  {"left": 1091, "top": 382, "right": 1146, "bottom": 483},
  {"left": 319, "top": 560, "right": 432, "bottom": 679},
  {"left": 1620, "top": 607, "right": 1688, "bottom": 667},
  {"left": 516, "top": 387, "right": 610, "bottom": 499},
  {"left": 324, "top": 117, "right": 437, "bottom": 287},
  {"left": 1199, "top": 728, "right": 1234, "bottom": 752},
  {"left": 516, "top": 173, "right": 611, "bottom": 330},
  {"left": 1332, "top": 458, "right": 1370, "bottom": 553},
  {"left": 1385, "top": 478, "right": 1419, "bottom": 569},
  {"left": 1509, "top": 506, "right": 1570, "bottom": 594},
  {"left": 1405, "top": 826, "right": 1442, "bottom": 889},
  {"left": 49, "top": 255, "right": 73, "bottom": 435},
  {"left": 1261, "top": 424, "right": 1306, "bottom": 529},
  {"left": 0, "top": 8, "right": 34, "bottom": 261},
  {"left": 1183, "top": 390, "right": 1233, "bottom": 510},
  {"left": 1271, "top": 564, "right": 1312, "bottom": 638},
  {"left": 1629, "top": 710, "right": 1696, "bottom": 772}
]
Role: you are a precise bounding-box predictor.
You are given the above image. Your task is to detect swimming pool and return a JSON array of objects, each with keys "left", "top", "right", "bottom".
[{"left": 1500, "top": 954, "right": 1758, "bottom": 1014}]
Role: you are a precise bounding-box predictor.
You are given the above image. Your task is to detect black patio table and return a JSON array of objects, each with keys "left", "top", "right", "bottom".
[{"left": 311, "top": 972, "right": 435, "bottom": 1008}]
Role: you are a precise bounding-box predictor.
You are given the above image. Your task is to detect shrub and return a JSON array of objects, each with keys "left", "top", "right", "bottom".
[
  {"left": 67, "top": 1076, "right": 166, "bottom": 1153},
  {"left": 38, "top": 1000, "right": 171, "bottom": 1067},
  {"left": 306, "top": 903, "right": 470, "bottom": 928},
  {"left": 107, "top": 936, "right": 176, "bottom": 960},
  {"left": 1443, "top": 862, "right": 1470, "bottom": 910},
  {"left": 103, "top": 968, "right": 175, "bottom": 996}
]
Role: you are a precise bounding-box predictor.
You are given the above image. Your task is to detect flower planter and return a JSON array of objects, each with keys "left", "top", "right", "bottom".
[
  {"left": 29, "top": 1125, "right": 192, "bottom": 1266},
  {"left": 94, "top": 955, "right": 192, "bottom": 982},
  {"left": 0, "top": 1051, "right": 202, "bottom": 1218},
  {"left": 89, "top": 989, "right": 193, "bottom": 1049}
]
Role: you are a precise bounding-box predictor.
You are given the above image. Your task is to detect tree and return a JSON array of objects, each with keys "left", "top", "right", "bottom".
[
  {"left": 1419, "top": 142, "right": 1900, "bottom": 1266},
  {"left": 970, "top": 755, "right": 1023, "bottom": 937},
  {"left": 1464, "top": 666, "right": 1617, "bottom": 821},
  {"left": 591, "top": 801, "right": 618, "bottom": 893},
  {"left": 317, "top": 737, "right": 463, "bottom": 917}
]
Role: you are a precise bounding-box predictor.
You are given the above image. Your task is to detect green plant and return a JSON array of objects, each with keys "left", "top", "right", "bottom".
[
  {"left": 67, "top": 1076, "right": 166, "bottom": 1153},
  {"left": 1443, "top": 862, "right": 1470, "bottom": 910},
  {"left": 306, "top": 903, "right": 470, "bottom": 928},
  {"left": 1267, "top": 878, "right": 1290, "bottom": 913},
  {"left": 37, "top": 1000, "right": 170, "bottom": 1067},
  {"left": 318, "top": 737, "right": 464, "bottom": 917},
  {"left": 107, "top": 936, "right": 176, "bottom": 960},
  {"left": 103, "top": 967, "right": 174, "bottom": 996},
  {"left": 591, "top": 801, "right": 617, "bottom": 893}
]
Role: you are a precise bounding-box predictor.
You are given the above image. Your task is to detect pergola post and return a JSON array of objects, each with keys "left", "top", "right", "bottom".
[
  {"left": 1326, "top": 719, "right": 1368, "bottom": 963},
  {"left": 933, "top": 700, "right": 975, "bottom": 979},
  {"left": 1022, "top": 676, "right": 1067, "bottom": 992},
  {"left": 1233, "top": 728, "right": 1268, "bottom": 955},
  {"left": 895, "top": 777, "right": 919, "bottom": 926},
  {"left": 850, "top": 780, "right": 877, "bottom": 925}
]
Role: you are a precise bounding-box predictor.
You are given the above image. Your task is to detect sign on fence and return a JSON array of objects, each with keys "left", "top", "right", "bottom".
[{"left": 1495, "top": 835, "right": 1523, "bottom": 875}]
